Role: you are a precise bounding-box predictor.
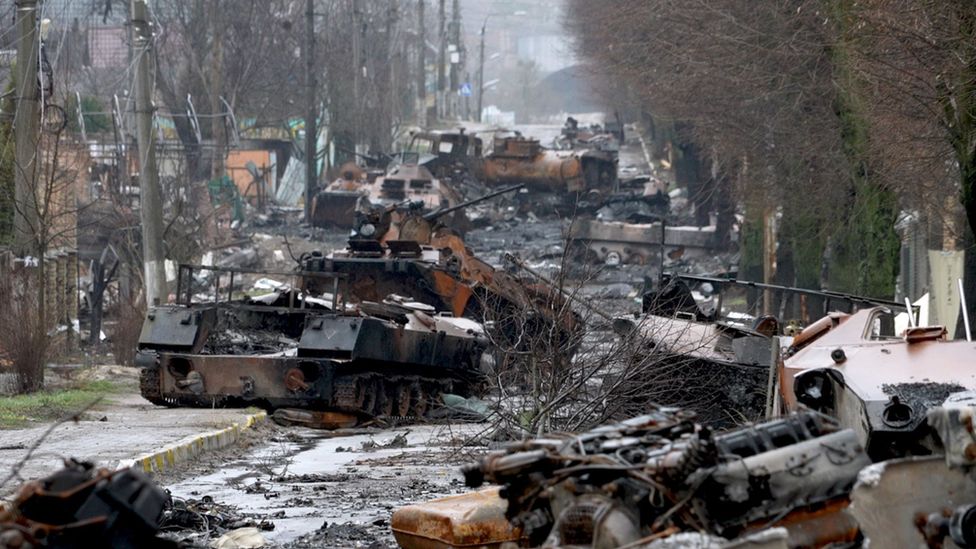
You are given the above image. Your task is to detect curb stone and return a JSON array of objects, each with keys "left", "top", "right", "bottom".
[{"left": 117, "top": 411, "right": 267, "bottom": 473}]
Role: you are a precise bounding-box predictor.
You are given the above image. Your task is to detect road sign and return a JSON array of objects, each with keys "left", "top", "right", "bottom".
[{"left": 459, "top": 82, "right": 472, "bottom": 97}]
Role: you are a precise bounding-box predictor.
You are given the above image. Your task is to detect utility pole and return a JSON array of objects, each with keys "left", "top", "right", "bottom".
[
  {"left": 131, "top": 0, "right": 167, "bottom": 307},
  {"left": 449, "top": 0, "right": 461, "bottom": 119},
  {"left": 437, "top": 0, "right": 445, "bottom": 119},
  {"left": 352, "top": 0, "right": 360, "bottom": 149},
  {"left": 13, "top": 0, "right": 40, "bottom": 256},
  {"left": 304, "top": 0, "right": 317, "bottom": 221},
  {"left": 464, "top": 70, "right": 471, "bottom": 120},
  {"left": 384, "top": 1, "right": 397, "bottom": 152},
  {"left": 449, "top": 0, "right": 460, "bottom": 93},
  {"left": 477, "top": 19, "right": 485, "bottom": 123},
  {"left": 417, "top": 0, "right": 426, "bottom": 128},
  {"left": 209, "top": 0, "right": 225, "bottom": 181}
]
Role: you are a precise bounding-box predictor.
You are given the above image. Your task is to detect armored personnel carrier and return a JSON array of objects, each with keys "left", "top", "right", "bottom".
[
  {"left": 309, "top": 161, "right": 380, "bottom": 229},
  {"left": 310, "top": 161, "right": 462, "bottom": 229},
  {"left": 136, "top": 264, "right": 488, "bottom": 422},
  {"left": 303, "top": 185, "right": 582, "bottom": 353},
  {"left": 778, "top": 305, "right": 976, "bottom": 460}
]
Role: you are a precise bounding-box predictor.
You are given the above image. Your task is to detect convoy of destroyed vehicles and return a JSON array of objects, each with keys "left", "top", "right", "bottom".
[{"left": 3, "top": 122, "right": 976, "bottom": 548}]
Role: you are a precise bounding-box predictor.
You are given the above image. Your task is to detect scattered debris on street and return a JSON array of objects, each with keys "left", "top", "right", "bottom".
[{"left": 4, "top": 1, "right": 976, "bottom": 546}]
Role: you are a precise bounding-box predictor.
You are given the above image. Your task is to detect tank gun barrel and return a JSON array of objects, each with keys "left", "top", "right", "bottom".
[{"left": 423, "top": 184, "right": 524, "bottom": 222}]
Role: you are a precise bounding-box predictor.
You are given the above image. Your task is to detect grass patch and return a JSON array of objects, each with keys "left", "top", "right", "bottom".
[{"left": 0, "top": 380, "right": 123, "bottom": 429}]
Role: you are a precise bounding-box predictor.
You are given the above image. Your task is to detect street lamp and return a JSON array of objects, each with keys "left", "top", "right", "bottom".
[
  {"left": 477, "top": 17, "right": 488, "bottom": 123},
  {"left": 477, "top": 11, "right": 525, "bottom": 123}
]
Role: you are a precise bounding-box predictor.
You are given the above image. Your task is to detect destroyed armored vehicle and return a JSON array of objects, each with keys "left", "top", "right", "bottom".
[
  {"left": 611, "top": 277, "right": 775, "bottom": 426},
  {"left": 482, "top": 133, "right": 618, "bottom": 202},
  {"left": 303, "top": 185, "right": 582, "bottom": 353},
  {"left": 394, "top": 410, "right": 869, "bottom": 548},
  {"left": 310, "top": 161, "right": 462, "bottom": 229},
  {"left": 608, "top": 276, "right": 917, "bottom": 427},
  {"left": 402, "top": 129, "right": 485, "bottom": 183},
  {"left": 136, "top": 264, "right": 488, "bottom": 423},
  {"left": 569, "top": 217, "right": 718, "bottom": 266},
  {"left": 778, "top": 306, "right": 976, "bottom": 460},
  {"left": 554, "top": 116, "right": 622, "bottom": 152},
  {"left": 309, "top": 161, "right": 384, "bottom": 228},
  {"left": 365, "top": 162, "right": 462, "bottom": 211}
]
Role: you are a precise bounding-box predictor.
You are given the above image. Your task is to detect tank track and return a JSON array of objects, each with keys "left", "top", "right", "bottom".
[
  {"left": 138, "top": 362, "right": 168, "bottom": 407},
  {"left": 333, "top": 373, "right": 456, "bottom": 420}
]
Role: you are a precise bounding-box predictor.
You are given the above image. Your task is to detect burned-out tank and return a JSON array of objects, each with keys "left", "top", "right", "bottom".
[{"left": 136, "top": 264, "right": 488, "bottom": 424}]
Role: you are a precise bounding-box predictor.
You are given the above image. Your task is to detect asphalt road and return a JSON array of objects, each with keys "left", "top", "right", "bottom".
[{"left": 161, "top": 422, "right": 490, "bottom": 548}]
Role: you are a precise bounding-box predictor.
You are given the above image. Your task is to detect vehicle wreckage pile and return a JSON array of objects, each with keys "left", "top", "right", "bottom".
[
  {"left": 107, "top": 119, "right": 976, "bottom": 548},
  {"left": 391, "top": 397, "right": 976, "bottom": 548},
  {"left": 135, "top": 182, "right": 584, "bottom": 428}
]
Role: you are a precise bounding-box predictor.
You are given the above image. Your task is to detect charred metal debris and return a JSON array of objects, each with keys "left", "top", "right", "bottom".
[
  {"left": 0, "top": 460, "right": 172, "bottom": 549},
  {"left": 387, "top": 274, "right": 976, "bottom": 548},
  {"left": 390, "top": 398, "right": 976, "bottom": 548},
  {"left": 458, "top": 409, "right": 868, "bottom": 548}
]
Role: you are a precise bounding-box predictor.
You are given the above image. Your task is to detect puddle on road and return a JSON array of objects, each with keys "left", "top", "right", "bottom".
[{"left": 166, "top": 423, "right": 486, "bottom": 545}]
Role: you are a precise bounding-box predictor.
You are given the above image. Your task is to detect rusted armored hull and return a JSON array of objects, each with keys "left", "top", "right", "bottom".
[
  {"left": 310, "top": 189, "right": 363, "bottom": 229},
  {"left": 136, "top": 266, "right": 488, "bottom": 423},
  {"left": 138, "top": 351, "right": 463, "bottom": 417},
  {"left": 779, "top": 306, "right": 976, "bottom": 460},
  {"left": 482, "top": 135, "right": 617, "bottom": 197}
]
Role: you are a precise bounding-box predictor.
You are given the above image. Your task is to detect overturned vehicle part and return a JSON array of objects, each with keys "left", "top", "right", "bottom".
[
  {"left": 611, "top": 278, "right": 775, "bottom": 426},
  {"left": 136, "top": 265, "right": 488, "bottom": 424}
]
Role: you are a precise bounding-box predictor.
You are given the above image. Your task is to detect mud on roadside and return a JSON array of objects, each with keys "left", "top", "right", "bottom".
[{"left": 156, "top": 422, "right": 492, "bottom": 548}]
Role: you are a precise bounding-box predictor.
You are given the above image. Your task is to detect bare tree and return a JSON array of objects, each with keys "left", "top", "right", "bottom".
[
  {"left": 844, "top": 0, "right": 976, "bottom": 332},
  {"left": 564, "top": 0, "right": 902, "bottom": 299},
  {"left": 0, "top": 122, "right": 87, "bottom": 392}
]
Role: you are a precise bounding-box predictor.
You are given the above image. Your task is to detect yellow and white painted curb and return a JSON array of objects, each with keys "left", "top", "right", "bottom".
[{"left": 118, "top": 411, "right": 267, "bottom": 474}]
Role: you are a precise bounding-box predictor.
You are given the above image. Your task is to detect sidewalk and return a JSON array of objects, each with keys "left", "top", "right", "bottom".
[{"left": 0, "top": 387, "right": 264, "bottom": 497}]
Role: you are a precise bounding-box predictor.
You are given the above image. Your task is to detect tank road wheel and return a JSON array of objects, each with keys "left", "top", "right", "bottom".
[
  {"left": 395, "top": 383, "right": 412, "bottom": 418},
  {"left": 410, "top": 383, "right": 429, "bottom": 418},
  {"left": 377, "top": 380, "right": 396, "bottom": 417},
  {"left": 361, "top": 379, "right": 378, "bottom": 416},
  {"left": 333, "top": 378, "right": 358, "bottom": 411}
]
